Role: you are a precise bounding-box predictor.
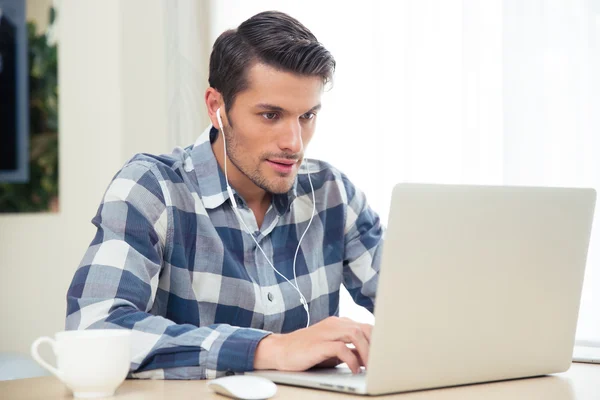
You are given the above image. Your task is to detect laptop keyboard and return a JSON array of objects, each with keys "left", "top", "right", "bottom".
[
  {"left": 247, "top": 366, "right": 367, "bottom": 393},
  {"left": 308, "top": 366, "right": 367, "bottom": 383},
  {"left": 306, "top": 367, "right": 367, "bottom": 392}
]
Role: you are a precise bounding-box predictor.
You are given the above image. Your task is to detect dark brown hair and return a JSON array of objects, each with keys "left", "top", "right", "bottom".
[{"left": 208, "top": 11, "right": 336, "bottom": 114}]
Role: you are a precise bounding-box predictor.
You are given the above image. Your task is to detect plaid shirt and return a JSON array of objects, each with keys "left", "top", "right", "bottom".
[{"left": 66, "top": 126, "right": 383, "bottom": 379}]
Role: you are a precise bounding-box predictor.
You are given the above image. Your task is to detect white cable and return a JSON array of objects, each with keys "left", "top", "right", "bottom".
[
  {"left": 216, "top": 108, "right": 313, "bottom": 328},
  {"left": 292, "top": 159, "right": 316, "bottom": 301}
]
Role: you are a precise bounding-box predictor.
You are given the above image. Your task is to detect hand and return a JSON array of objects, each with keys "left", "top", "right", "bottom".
[
  {"left": 253, "top": 316, "right": 372, "bottom": 374},
  {"left": 313, "top": 347, "right": 363, "bottom": 369}
]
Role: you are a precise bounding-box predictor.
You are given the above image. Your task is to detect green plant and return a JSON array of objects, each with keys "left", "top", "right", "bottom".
[{"left": 0, "top": 9, "right": 59, "bottom": 213}]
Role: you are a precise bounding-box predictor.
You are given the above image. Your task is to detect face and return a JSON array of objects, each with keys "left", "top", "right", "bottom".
[{"left": 219, "top": 63, "right": 323, "bottom": 195}]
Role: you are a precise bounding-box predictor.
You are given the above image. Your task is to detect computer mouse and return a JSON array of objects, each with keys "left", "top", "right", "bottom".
[{"left": 207, "top": 375, "right": 278, "bottom": 399}]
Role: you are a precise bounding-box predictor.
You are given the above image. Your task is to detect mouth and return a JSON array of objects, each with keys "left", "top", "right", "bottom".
[{"left": 266, "top": 159, "right": 297, "bottom": 175}]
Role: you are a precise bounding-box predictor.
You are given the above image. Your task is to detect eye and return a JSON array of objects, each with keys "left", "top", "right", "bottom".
[
  {"left": 262, "top": 112, "right": 279, "bottom": 120},
  {"left": 301, "top": 112, "right": 316, "bottom": 120}
]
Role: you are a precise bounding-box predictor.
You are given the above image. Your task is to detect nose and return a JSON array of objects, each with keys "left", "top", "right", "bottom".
[{"left": 278, "top": 120, "right": 303, "bottom": 154}]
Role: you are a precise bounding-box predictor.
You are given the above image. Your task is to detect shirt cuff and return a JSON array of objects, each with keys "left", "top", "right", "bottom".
[{"left": 208, "top": 326, "right": 272, "bottom": 374}]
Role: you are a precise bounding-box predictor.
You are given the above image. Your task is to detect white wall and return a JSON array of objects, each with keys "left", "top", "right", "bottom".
[
  {"left": 164, "top": 0, "right": 212, "bottom": 148},
  {"left": 0, "top": 0, "right": 168, "bottom": 354}
]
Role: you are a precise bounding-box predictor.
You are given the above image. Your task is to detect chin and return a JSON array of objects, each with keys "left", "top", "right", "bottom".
[
  {"left": 252, "top": 167, "right": 298, "bottom": 194},
  {"left": 266, "top": 179, "right": 295, "bottom": 195}
]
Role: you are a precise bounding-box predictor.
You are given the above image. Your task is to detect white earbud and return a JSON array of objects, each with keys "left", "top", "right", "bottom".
[
  {"left": 215, "top": 106, "right": 315, "bottom": 327},
  {"left": 216, "top": 107, "right": 224, "bottom": 131},
  {"left": 217, "top": 107, "right": 238, "bottom": 209}
]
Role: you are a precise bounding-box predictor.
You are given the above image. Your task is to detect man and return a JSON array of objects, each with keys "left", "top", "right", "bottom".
[{"left": 66, "top": 10, "right": 383, "bottom": 379}]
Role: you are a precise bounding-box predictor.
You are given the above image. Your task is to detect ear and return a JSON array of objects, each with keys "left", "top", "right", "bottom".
[{"left": 205, "top": 88, "right": 224, "bottom": 128}]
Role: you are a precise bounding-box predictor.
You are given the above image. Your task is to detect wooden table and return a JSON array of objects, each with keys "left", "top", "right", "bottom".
[{"left": 2, "top": 363, "right": 598, "bottom": 399}]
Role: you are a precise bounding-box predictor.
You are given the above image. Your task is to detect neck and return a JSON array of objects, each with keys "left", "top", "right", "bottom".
[{"left": 211, "top": 131, "right": 272, "bottom": 210}]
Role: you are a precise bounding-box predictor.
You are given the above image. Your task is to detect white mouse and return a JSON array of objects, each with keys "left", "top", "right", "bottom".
[{"left": 207, "top": 375, "right": 278, "bottom": 399}]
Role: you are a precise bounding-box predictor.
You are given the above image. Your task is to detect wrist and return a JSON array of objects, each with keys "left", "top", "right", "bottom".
[{"left": 253, "top": 333, "right": 282, "bottom": 370}]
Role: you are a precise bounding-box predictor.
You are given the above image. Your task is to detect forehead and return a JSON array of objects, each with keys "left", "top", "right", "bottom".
[{"left": 237, "top": 63, "right": 324, "bottom": 110}]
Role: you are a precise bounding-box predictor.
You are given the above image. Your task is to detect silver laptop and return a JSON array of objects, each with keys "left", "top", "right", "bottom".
[
  {"left": 248, "top": 183, "right": 596, "bottom": 395},
  {"left": 573, "top": 340, "right": 600, "bottom": 364}
]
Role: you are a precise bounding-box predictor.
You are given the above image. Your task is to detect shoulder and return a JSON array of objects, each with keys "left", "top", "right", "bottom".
[
  {"left": 105, "top": 147, "right": 191, "bottom": 204},
  {"left": 123, "top": 148, "right": 190, "bottom": 180}
]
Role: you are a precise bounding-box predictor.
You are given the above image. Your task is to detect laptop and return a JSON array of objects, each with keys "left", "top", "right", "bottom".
[
  {"left": 573, "top": 340, "right": 600, "bottom": 364},
  {"left": 248, "top": 183, "right": 596, "bottom": 395}
]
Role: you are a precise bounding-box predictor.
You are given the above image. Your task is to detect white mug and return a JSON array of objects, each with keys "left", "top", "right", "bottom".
[{"left": 31, "top": 330, "right": 132, "bottom": 398}]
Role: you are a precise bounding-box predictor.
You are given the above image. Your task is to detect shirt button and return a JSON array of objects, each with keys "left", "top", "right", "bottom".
[{"left": 267, "top": 292, "right": 274, "bottom": 302}]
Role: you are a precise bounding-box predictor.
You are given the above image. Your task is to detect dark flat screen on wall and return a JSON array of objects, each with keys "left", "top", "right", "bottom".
[{"left": 0, "top": 0, "right": 28, "bottom": 182}]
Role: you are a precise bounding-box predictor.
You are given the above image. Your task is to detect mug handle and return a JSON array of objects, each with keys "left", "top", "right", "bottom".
[{"left": 30, "top": 336, "right": 64, "bottom": 380}]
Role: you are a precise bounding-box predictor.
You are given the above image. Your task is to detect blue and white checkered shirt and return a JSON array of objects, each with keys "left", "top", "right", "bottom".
[{"left": 66, "top": 126, "right": 383, "bottom": 379}]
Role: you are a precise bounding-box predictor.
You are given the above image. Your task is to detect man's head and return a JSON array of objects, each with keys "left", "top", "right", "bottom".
[
  {"left": 209, "top": 11, "right": 335, "bottom": 116},
  {"left": 206, "top": 11, "right": 335, "bottom": 196}
]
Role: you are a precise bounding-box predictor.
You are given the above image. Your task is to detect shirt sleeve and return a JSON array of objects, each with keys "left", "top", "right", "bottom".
[
  {"left": 65, "top": 161, "right": 270, "bottom": 380},
  {"left": 340, "top": 174, "right": 384, "bottom": 314}
]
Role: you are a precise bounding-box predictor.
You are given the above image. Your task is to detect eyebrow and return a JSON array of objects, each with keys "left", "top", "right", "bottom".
[{"left": 255, "top": 103, "right": 322, "bottom": 113}]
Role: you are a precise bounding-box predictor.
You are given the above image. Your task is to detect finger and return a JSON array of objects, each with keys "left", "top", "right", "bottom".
[
  {"left": 328, "top": 342, "right": 361, "bottom": 374},
  {"left": 359, "top": 323, "right": 373, "bottom": 343},
  {"left": 314, "top": 356, "right": 342, "bottom": 369},
  {"left": 322, "top": 317, "right": 368, "bottom": 345},
  {"left": 350, "top": 348, "right": 366, "bottom": 367},
  {"left": 314, "top": 342, "right": 360, "bottom": 374},
  {"left": 341, "top": 325, "right": 370, "bottom": 369},
  {"left": 319, "top": 318, "right": 370, "bottom": 368}
]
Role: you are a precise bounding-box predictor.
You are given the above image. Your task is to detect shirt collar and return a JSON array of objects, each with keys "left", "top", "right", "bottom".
[{"left": 190, "top": 125, "right": 298, "bottom": 214}]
